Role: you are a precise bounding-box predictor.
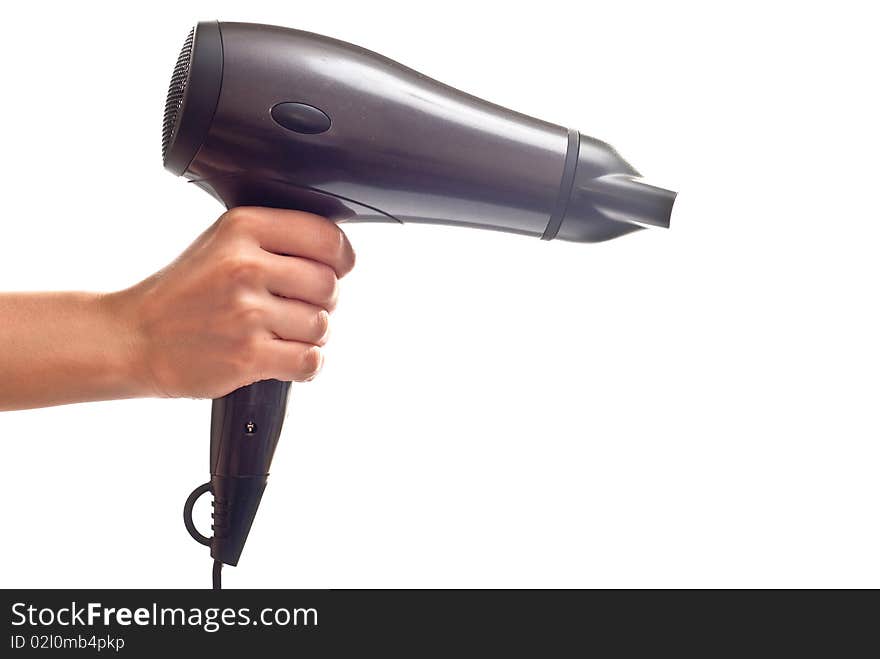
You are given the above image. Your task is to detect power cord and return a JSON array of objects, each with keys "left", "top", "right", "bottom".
[
  {"left": 212, "top": 559, "right": 223, "bottom": 590},
  {"left": 183, "top": 483, "right": 223, "bottom": 590}
]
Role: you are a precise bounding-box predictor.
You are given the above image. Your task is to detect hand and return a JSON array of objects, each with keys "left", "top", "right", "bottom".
[{"left": 108, "top": 207, "right": 356, "bottom": 399}]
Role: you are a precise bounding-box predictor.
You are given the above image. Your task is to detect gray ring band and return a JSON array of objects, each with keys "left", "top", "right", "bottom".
[{"left": 541, "top": 128, "right": 581, "bottom": 241}]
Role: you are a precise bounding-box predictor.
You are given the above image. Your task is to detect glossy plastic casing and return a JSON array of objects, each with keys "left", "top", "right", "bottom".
[
  {"left": 167, "top": 21, "right": 676, "bottom": 570},
  {"left": 165, "top": 21, "right": 675, "bottom": 242},
  {"left": 207, "top": 380, "right": 290, "bottom": 566}
]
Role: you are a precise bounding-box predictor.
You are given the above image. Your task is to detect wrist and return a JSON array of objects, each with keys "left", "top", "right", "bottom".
[{"left": 95, "top": 289, "right": 161, "bottom": 399}]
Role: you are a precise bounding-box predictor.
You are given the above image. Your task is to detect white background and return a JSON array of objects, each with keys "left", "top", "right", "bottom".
[{"left": 0, "top": 0, "right": 877, "bottom": 588}]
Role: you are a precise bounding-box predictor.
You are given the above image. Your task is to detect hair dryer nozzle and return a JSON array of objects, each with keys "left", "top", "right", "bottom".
[{"left": 545, "top": 133, "right": 676, "bottom": 242}]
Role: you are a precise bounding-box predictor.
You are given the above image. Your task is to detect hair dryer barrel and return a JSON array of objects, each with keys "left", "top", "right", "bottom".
[{"left": 163, "top": 21, "right": 675, "bottom": 242}]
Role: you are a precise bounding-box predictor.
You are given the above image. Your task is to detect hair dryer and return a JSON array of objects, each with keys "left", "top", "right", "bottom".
[{"left": 165, "top": 21, "right": 676, "bottom": 588}]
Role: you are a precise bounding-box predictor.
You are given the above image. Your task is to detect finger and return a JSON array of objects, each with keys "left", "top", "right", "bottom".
[
  {"left": 263, "top": 253, "right": 339, "bottom": 310},
  {"left": 264, "top": 296, "right": 330, "bottom": 346},
  {"left": 229, "top": 207, "right": 356, "bottom": 277},
  {"left": 259, "top": 340, "right": 325, "bottom": 382}
]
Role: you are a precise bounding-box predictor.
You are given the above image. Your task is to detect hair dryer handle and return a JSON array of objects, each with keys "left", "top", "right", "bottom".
[{"left": 184, "top": 379, "right": 292, "bottom": 566}]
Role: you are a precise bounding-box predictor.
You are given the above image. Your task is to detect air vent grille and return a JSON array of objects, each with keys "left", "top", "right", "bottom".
[{"left": 162, "top": 27, "right": 195, "bottom": 161}]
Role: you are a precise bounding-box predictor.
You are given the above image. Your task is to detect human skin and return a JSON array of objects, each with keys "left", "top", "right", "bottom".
[{"left": 0, "top": 207, "right": 355, "bottom": 411}]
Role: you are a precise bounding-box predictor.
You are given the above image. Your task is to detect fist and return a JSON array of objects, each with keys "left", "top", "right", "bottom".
[{"left": 111, "top": 207, "right": 355, "bottom": 399}]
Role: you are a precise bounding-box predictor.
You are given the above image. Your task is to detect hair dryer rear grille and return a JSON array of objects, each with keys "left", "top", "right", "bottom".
[{"left": 162, "top": 27, "right": 195, "bottom": 161}]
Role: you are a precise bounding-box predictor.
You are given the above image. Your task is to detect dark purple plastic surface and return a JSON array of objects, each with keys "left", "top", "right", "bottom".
[
  {"left": 167, "top": 22, "right": 675, "bottom": 242},
  {"left": 166, "top": 21, "right": 676, "bottom": 572}
]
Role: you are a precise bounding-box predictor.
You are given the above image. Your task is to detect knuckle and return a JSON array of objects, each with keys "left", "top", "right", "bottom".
[
  {"left": 335, "top": 231, "right": 356, "bottom": 276},
  {"left": 340, "top": 243, "right": 356, "bottom": 276},
  {"left": 222, "top": 253, "right": 263, "bottom": 287},
  {"left": 313, "top": 266, "right": 339, "bottom": 308},
  {"left": 232, "top": 336, "right": 262, "bottom": 373},
  {"left": 219, "top": 207, "right": 257, "bottom": 232},
  {"left": 296, "top": 346, "right": 323, "bottom": 381},
  {"left": 315, "top": 222, "right": 348, "bottom": 264},
  {"left": 225, "top": 288, "right": 265, "bottom": 330},
  {"left": 312, "top": 309, "right": 330, "bottom": 344},
  {"left": 235, "top": 303, "right": 265, "bottom": 328}
]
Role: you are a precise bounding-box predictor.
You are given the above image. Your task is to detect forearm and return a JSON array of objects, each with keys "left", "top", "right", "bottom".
[
  {"left": 0, "top": 209, "right": 353, "bottom": 411},
  {"left": 0, "top": 292, "right": 149, "bottom": 411}
]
